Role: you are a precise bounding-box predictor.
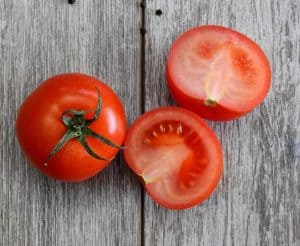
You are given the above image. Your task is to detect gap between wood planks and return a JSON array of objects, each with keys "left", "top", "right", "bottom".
[
  {"left": 67, "top": 1, "right": 155, "bottom": 244},
  {"left": 139, "top": 2, "right": 164, "bottom": 245},
  {"left": 140, "top": 1, "right": 146, "bottom": 246}
]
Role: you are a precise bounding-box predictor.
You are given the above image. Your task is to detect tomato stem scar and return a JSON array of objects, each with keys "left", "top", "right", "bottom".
[
  {"left": 140, "top": 173, "right": 161, "bottom": 185},
  {"left": 204, "top": 98, "right": 218, "bottom": 107},
  {"left": 46, "top": 88, "right": 124, "bottom": 163}
]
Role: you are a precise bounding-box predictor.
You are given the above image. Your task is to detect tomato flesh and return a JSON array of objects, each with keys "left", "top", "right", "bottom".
[
  {"left": 124, "top": 107, "right": 223, "bottom": 210},
  {"left": 166, "top": 25, "right": 271, "bottom": 121}
]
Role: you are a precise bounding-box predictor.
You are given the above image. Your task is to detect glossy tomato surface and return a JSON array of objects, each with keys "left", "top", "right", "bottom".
[
  {"left": 166, "top": 25, "right": 271, "bottom": 121},
  {"left": 16, "top": 73, "right": 126, "bottom": 182},
  {"left": 124, "top": 107, "right": 223, "bottom": 210}
]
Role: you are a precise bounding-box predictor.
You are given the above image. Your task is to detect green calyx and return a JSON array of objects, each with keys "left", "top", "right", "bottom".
[{"left": 47, "top": 88, "right": 123, "bottom": 162}]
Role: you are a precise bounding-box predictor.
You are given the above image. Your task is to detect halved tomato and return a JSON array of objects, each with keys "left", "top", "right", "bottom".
[
  {"left": 124, "top": 107, "right": 223, "bottom": 210},
  {"left": 166, "top": 25, "right": 271, "bottom": 121}
]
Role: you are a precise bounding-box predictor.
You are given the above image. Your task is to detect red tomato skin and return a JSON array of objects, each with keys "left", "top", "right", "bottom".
[
  {"left": 124, "top": 107, "right": 223, "bottom": 210},
  {"left": 166, "top": 25, "right": 271, "bottom": 121},
  {"left": 16, "top": 73, "right": 126, "bottom": 182}
]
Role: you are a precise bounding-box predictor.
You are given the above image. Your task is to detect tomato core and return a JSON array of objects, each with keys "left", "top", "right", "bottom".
[{"left": 139, "top": 120, "right": 206, "bottom": 186}]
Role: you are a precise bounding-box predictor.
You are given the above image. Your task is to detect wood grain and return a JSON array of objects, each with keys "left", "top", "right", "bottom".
[
  {"left": 1, "top": 0, "right": 300, "bottom": 245},
  {"left": 144, "top": 0, "right": 300, "bottom": 245},
  {"left": 0, "top": 1, "right": 142, "bottom": 245}
]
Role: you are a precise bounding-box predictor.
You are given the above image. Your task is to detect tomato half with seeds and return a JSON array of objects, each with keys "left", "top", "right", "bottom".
[
  {"left": 16, "top": 73, "right": 126, "bottom": 182},
  {"left": 166, "top": 25, "right": 271, "bottom": 121},
  {"left": 124, "top": 107, "right": 223, "bottom": 210}
]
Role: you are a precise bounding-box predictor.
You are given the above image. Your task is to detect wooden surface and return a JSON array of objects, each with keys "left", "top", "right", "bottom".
[
  {"left": 144, "top": 1, "right": 300, "bottom": 246},
  {"left": 1, "top": 0, "right": 299, "bottom": 245},
  {"left": 0, "top": 1, "right": 142, "bottom": 245}
]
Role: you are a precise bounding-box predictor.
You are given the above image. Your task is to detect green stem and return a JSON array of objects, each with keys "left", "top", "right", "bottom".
[
  {"left": 78, "top": 135, "right": 111, "bottom": 161},
  {"left": 46, "top": 88, "right": 123, "bottom": 163},
  {"left": 85, "top": 128, "right": 125, "bottom": 149},
  {"left": 47, "top": 130, "right": 79, "bottom": 161}
]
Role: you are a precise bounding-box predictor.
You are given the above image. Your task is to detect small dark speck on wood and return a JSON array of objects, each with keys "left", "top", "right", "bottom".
[
  {"left": 68, "top": 0, "right": 75, "bottom": 4},
  {"left": 140, "top": 2, "right": 146, "bottom": 9},
  {"left": 155, "top": 9, "right": 163, "bottom": 16}
]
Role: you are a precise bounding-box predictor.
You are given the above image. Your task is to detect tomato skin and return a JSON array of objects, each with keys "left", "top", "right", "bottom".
[
  {"left": 16, "top": 73, "right": 126, "bottom": 182},
  {"left": 124, "top": 107, "right": 223, "bottom": 210},
  {"left": 166, "top": 25, "right": 271, "bottom": 121}
]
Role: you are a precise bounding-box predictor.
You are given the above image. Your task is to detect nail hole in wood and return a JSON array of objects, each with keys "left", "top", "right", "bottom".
[
  {"left": 155, "top": 9, "right": 163, "bottom": 16},
  {"left": 140, "top": 2, "right": 146, "bottom": 9}
]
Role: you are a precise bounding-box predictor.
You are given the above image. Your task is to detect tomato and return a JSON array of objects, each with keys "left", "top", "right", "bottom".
[
  {"left": 124, "top": 107, "right": 223, "bottom": 210},
  {"left": 166, "top": 25, "right": 271, "bottom": 121},
  {"left": 16, "top": 73, "right": 126, "bottom": 182}
]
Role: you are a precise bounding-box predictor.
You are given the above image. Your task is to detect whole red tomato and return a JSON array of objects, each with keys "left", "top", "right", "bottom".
[
  {"left": 16, "top": 73, "right": 126, "bottom": 182},
  {"left": 166, "top": 25, "right": 271, "bottom": 121}
]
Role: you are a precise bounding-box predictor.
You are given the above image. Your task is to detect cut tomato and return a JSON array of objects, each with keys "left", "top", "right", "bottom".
[
  {"left": 166, "top": 25, "right": 271, "bottom": 121},
  {"left": 124, "top": 107, "right": 223, "bottom": 210}
]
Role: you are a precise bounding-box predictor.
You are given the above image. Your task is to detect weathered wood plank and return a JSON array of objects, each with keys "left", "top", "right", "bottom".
[
  {"left": 144, "top": 0, "right": 300, "bottom": 245},
  {"left": 0, "top": 1, "right": 142, "bottom": 245}
]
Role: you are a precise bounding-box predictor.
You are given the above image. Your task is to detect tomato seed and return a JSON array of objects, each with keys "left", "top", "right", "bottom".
[
  {"left": 159, "top": 124, "right": 166, "bottom": 132},
  {"left": 168, "top": 124, "right": 174, "bottom": 132},
  {"left": 143, "top": 138, "right": 151, "bottom": 144},
  {"left": 176, "top": 123, "right": 183, "bottom": 135}
]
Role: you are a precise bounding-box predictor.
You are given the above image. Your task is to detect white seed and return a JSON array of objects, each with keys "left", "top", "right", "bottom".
[
  {"left": 159, "top": 123, "right": 165, "bottom": 132},
  {"left": 177, "top": 123, "right": 183, "bottom": 135},
  {"left": 168, "top": 124, "right": 174, "bottom": 132},
  {"left": 143, "top": 138, "right": 151, "bottom": 144},
  {"left": 188, "top": 180, "right": 196, "bottom": 187},
  {"left": 152, "top": 131, "right": 158, "bottom": 137},
  {"left": 188, "top": 172, "right": 198, "bottom": 177}
]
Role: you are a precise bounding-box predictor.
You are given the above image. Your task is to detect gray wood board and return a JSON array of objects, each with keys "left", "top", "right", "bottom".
[
  {"left": 1, "top": 0, "right": 300, "bottom": 245},
  {"left": 144, "top": 0, "right": 300, "bottom": 246},
  {"left": 0, "top": 1, "right": 142, "bottom": 245}
]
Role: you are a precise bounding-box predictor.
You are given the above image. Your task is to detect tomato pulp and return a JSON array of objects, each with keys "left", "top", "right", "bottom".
[
  {"left": 166, "top": 25, "right": 271, "bottom": 121},
  {"left": 124, "top": 107, "right": 223, "bottom": 209},
  {"left": 16, "top": 73, "right": 126, "bottom": 182}
]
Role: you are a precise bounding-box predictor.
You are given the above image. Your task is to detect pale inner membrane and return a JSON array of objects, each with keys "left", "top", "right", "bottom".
[
  {"left": 177, "top": 44, "right": 254, "bottom": 103},
  {"left": 137, "top": 143, "right": 192, "bottom": 184}
]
